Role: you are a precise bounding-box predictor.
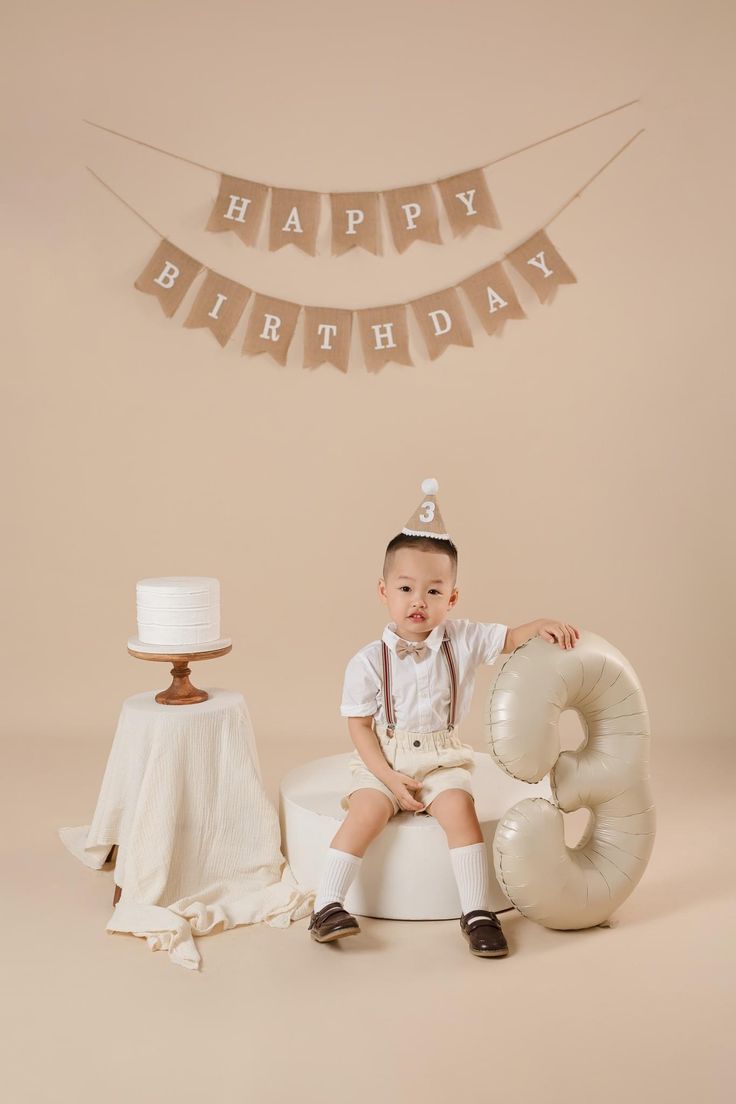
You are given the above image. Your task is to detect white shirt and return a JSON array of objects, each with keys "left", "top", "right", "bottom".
[{"left": 340, "top": 618, "right": 508, "bottom": 733}]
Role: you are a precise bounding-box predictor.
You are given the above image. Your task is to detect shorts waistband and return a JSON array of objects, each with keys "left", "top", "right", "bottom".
[{"left": 374, "top": 722, "right": 462, "bottom": 749}]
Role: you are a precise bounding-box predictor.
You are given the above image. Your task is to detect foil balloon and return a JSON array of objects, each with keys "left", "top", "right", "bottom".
[{"left": 488, "top": 630, "right": 655, "bottom": 929}]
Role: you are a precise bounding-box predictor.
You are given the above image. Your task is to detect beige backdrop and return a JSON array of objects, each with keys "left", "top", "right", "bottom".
[{"left": 2, "top": 1, "right": 734, "bottom": 1102}]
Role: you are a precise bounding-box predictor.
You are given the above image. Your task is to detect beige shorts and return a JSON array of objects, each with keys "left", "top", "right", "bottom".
[{"left": 339, "top": 722, "right": 476, "bottom": 818}]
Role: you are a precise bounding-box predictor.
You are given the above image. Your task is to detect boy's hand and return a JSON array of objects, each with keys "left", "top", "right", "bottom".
[
  {"left": 538, "top": 621, "right": 580, "bottom": 649},
  {"left": 387, "top": 771, "right": 426, "bottom": 812}
]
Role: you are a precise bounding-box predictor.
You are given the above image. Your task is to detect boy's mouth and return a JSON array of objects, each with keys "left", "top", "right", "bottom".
[{"left": 408, "top": 613, "right": 427, "bottom": 622}]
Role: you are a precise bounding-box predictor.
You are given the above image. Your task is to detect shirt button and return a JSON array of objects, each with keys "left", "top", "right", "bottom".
[{"left": 413, "top": 740, "right": 421, "bottom": 747}]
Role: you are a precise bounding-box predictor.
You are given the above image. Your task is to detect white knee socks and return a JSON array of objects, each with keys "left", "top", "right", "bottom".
[
  {"left": 314, "top": 843, "right": 491, "bottom": 918},
  {"left": 449, "top": 842, "right": 493, "bottom": 919},
  {"left": 314, "top": 847, "right": 363, "bottom": 912}
]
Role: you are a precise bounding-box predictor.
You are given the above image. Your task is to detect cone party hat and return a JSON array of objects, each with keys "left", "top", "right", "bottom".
[{"left": 401, "top": 478, "right": 450, "bottom": 540}]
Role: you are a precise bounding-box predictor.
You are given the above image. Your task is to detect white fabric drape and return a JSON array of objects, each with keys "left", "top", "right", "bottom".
[{"left": 59, "top": 689, "right": 315, "bottom": 970}]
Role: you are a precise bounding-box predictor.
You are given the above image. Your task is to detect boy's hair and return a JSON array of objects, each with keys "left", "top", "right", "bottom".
[{"left": 382, "top": 533, "right": 458, "bottom": 582}]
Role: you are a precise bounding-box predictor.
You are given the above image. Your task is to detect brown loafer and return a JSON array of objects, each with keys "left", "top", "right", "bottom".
[
  {"left": 460, "top": 909, "right": 509, "bottom": 957},
  {"left": 308, "top": 901, "right": 361, "bottom": 943}
]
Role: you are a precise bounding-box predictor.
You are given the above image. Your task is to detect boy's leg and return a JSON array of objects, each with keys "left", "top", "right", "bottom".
[
  {"left": 426, "top": 789, "right": 489, "bottom": 910},
  {"left": 425, "top": 787, "right": 483, "bottom": 847},
  {"left": 331, "top": 788, "right": 396, "bottom": 856},
  {"left": 427, "top": 788, "right": 509, "bottom": 957},
  {"left": 312, "top": 849, "right": 362, "bottom": 913},
  {"left": 309, "top": 791, "right": 394, "bottom": 942},
  {"left": 314, "top": 790, "right": 392, "bottom": 909}
]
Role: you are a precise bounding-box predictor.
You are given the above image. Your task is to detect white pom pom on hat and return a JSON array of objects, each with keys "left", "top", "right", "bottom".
[{"left": 401, "top": 477, "right": 450, "bottom": 541}]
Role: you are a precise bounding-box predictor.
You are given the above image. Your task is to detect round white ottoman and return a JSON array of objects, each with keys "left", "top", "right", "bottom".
[{"left": 279, "top": 751, "right": 552, "bottom": 920}]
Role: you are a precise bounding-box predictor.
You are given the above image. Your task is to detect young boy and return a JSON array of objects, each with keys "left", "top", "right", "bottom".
[{"left": 308, "top": 478, "right": 579, "bottom": 957}]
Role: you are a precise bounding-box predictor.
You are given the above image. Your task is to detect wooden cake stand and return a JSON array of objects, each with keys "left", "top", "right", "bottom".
[{"left": 127, "top": 642, "right": 232, "bottom": 705}]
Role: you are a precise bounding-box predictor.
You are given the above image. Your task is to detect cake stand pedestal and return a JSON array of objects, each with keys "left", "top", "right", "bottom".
[{"left": 127, "top": 643, "right": 232, "bottom": 705}]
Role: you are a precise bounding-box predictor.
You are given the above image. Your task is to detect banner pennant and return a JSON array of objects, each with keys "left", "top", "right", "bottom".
[
  {"left": 303, "top": 307, "right": 353, "bottom": 373},
  {"left": 242, "top": 294, "right": 301, "bottom": 366},
  {"left": 183, "top": 270, "right": 251, "bottom": 347},
  {"left": 356, "top": 305, "right": 414, "bottom": 372},
  {"left": 206, "top": 175, "right": 268, "bottom": 246},
  {"left": 268, "top": 188, "right": 321, "bottom": 255},
  {"left": 506, "top": 228, "right": 577, "bottom": 304},
  {"left": 458, "top": 261, "right": 527, "bottom": 337},
  {"left": 381, "top": 184, "right": 443, "bottom": 254},
  {"left": 435, "top": 168, "right": 501, "bottom": 237},
  {"left": 329, "top": 192, "right": 381, "bottom": 256},
  {"left": 134, "top": 239, "right": 202, "bottom": 317},
  {"left": 409, "top": 288, "right": 474, "bottom": 360}
]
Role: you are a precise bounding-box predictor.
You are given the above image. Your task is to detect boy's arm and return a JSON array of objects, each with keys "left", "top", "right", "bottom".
[
  {"left": 347, "top": 716, "right": 395, "bottom": 784},
  {"left": 501, "top": 618, "right": 580, "bottom": 652}
]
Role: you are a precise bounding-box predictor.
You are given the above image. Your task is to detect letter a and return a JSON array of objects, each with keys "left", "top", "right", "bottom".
[
  {"left": 485, "top": 286, "right": 508, "bottom": 313},
  {"left": 282, "top": 207, "right": 304, "bottom": 234}
]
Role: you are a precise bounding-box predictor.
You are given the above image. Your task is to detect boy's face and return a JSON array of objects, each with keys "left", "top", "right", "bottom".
[{"left": 378, "top": 546, "right": 458, "bottom": 640}]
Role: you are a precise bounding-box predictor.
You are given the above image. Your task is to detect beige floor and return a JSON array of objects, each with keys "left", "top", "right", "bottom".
[{"left": 4, "top": 729, "right": 733, "bottom": 1104}]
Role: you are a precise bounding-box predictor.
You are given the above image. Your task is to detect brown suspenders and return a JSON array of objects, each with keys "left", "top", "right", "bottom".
[{"left": 380, "top": 632, "right": 458, "bottom": 736}]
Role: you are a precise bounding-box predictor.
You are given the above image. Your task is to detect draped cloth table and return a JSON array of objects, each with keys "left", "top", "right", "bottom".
[{"left": 58, "top": 689, "right": 315, "bottom": 970}]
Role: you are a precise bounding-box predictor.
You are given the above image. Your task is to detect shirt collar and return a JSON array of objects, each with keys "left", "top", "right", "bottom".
[{"left": 382, "top": 620, "right": 446, "bottom": 655}]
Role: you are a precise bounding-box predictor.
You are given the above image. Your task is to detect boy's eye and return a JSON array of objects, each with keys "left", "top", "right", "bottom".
[{"left": 399, "top": 586, "right": 411, "bottom": 592}]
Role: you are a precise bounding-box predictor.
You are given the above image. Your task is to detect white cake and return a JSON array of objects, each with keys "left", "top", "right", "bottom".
[{"left": 135, "top": 577, "right": 221, "bottom": 648}]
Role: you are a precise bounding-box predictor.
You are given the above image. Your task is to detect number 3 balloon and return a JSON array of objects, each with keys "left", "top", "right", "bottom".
[{"left": 488, "top": 630, "right": 656, "bottom": 929}]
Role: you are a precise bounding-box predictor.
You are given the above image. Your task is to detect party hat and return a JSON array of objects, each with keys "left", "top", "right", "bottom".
[{"left": 401, "top": 477, "right": 450, "bottom": 540}]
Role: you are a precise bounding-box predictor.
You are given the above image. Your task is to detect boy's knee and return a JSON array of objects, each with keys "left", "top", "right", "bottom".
[
  {"left": 427, "top": 788, "right": 475, "bottom": 820},
  {"left": 347, "top": 790, "right": 395, "bottom": 825}
]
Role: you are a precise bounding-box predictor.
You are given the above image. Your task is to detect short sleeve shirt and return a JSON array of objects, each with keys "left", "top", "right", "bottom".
[{"left": 339, "top": 618, "right": 508, "bottom": 733}]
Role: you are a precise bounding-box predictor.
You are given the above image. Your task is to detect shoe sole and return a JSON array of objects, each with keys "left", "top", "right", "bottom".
[
  {"left": 462, "top": 932, "right": 509, "bottom": 957},
  {"left": 310, "top": 926, "right": 361, "bottom": 943}
]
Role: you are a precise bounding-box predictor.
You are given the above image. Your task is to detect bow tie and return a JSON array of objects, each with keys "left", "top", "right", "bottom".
[{"left": 395, "top": 638, "right": 430, "bottom": 662}]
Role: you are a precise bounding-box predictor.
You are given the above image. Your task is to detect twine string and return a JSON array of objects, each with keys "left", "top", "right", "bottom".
[{"left": 83, "top": 97, "right": 640, "bottom": 194}]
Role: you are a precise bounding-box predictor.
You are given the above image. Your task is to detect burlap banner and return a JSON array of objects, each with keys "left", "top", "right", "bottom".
[
  {"left": 207, "top": 172, "right": 496, "bottom": 255},
  {"left": 134, "top": 228, "right": 577, "bottom": 372},
  {"left": 87, "top": 101, "right": 640, "bottom": 258}
]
